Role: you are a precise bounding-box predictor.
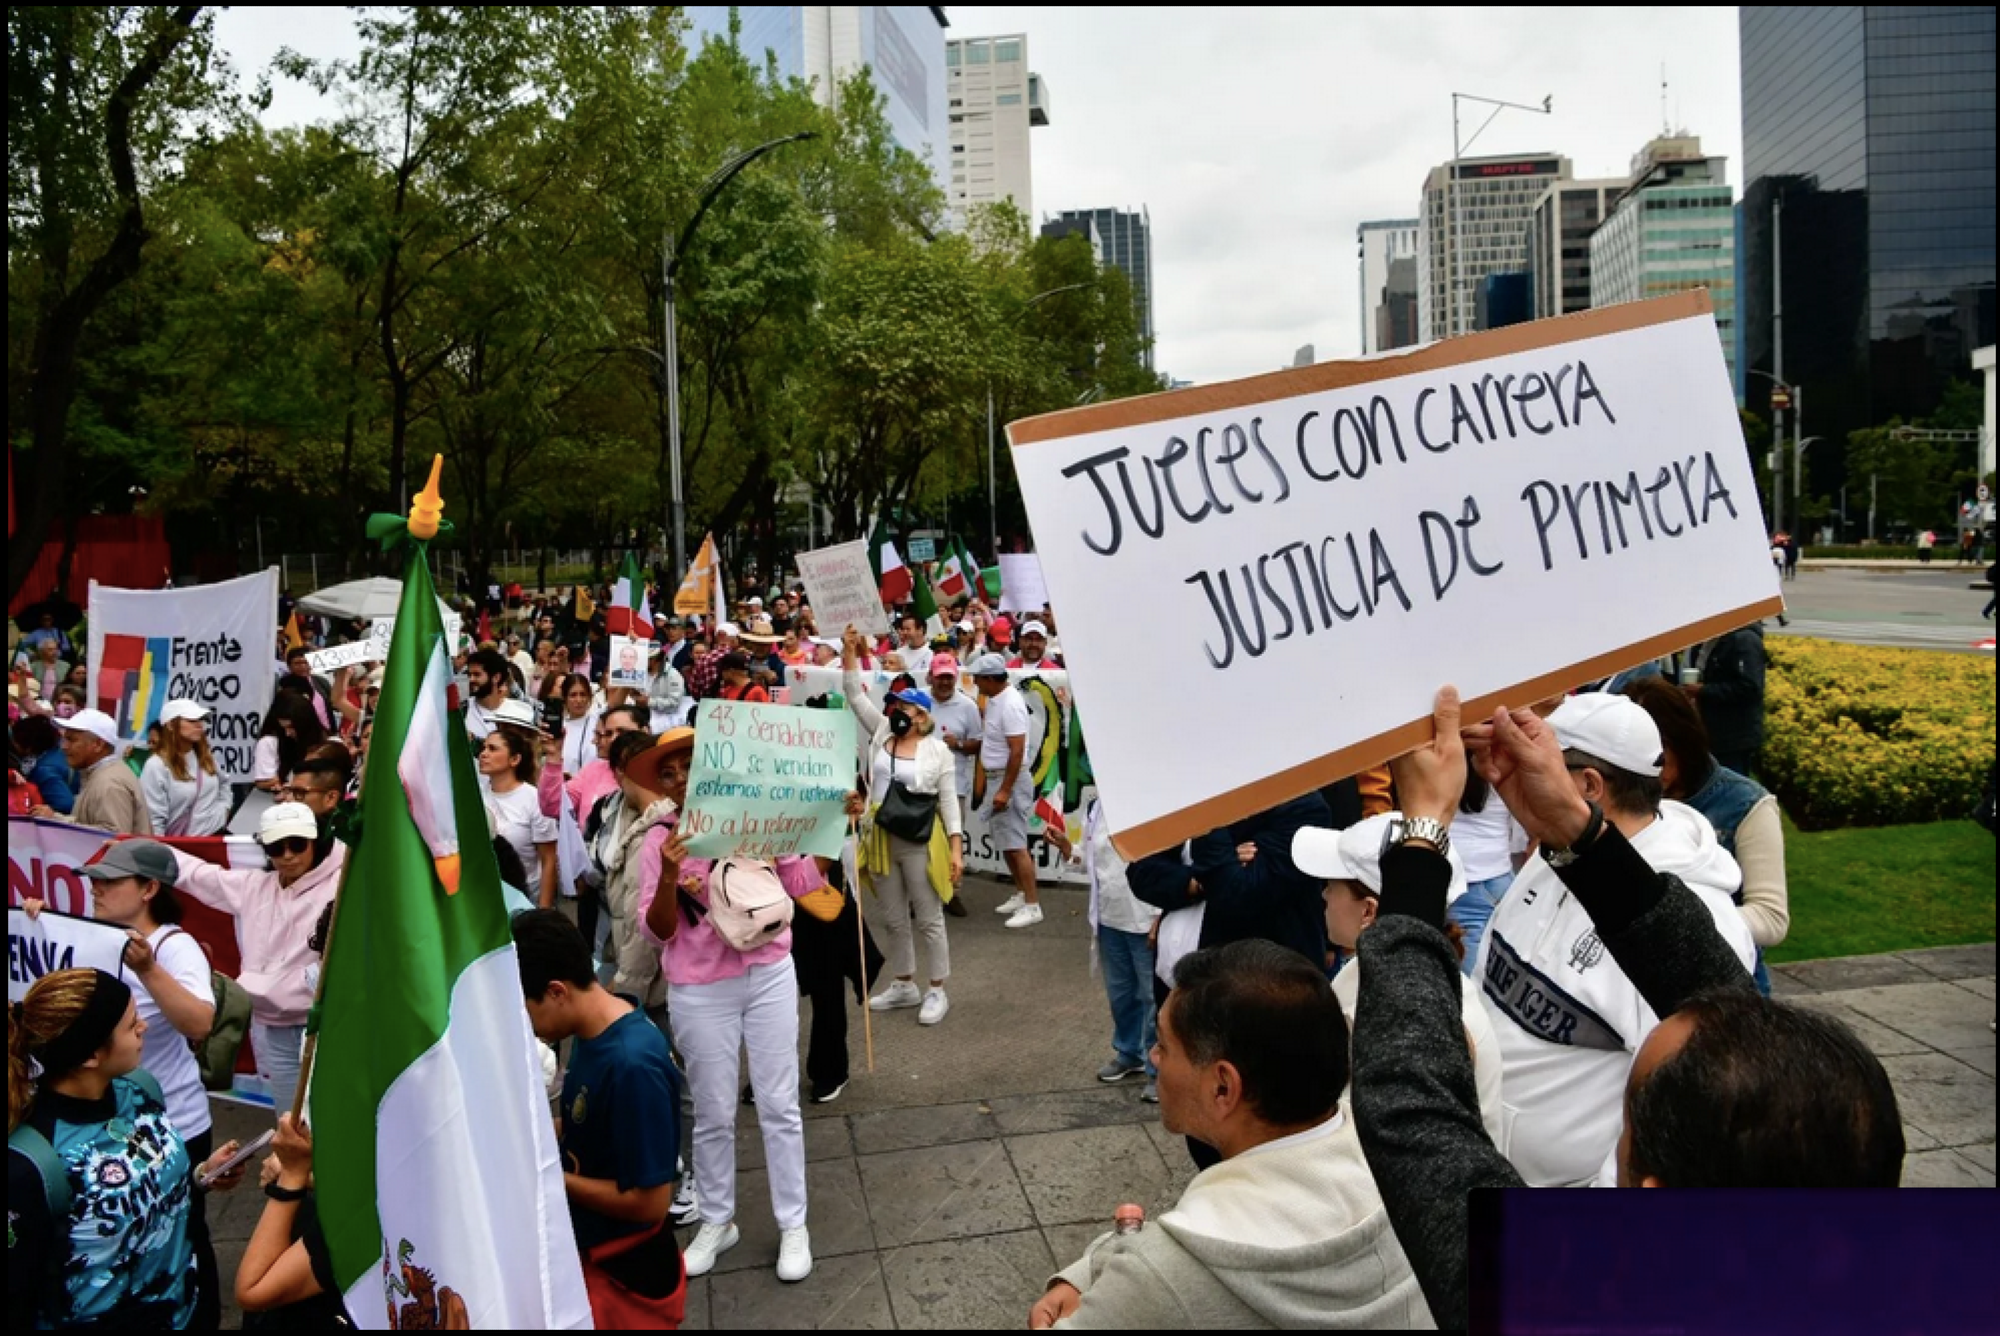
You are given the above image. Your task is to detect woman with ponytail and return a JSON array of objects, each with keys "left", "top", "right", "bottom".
[{"left": 8, "top": 968, "right": 246, "bottom": 1328}]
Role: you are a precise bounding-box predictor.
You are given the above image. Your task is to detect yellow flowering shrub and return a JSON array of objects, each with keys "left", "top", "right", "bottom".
[{"left": 1763, "top": 638, "right": 1996, "bottom": 830}]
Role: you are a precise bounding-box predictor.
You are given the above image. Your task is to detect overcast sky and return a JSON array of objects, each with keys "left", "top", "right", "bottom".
[{"left": 213, "top": 6, "right": 1743, "bottom": 386}]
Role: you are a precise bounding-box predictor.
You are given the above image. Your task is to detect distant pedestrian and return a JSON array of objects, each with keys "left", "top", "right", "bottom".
[
  {"left": 1782, "top": 533, "right": 1800, "bottom": 581},
  {"left": 1917, "top": 529, "right": 1936, "bottom": 563}
]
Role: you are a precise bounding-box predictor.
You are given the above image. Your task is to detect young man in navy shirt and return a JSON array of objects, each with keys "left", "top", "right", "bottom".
[{"left": 513, "top": 910, "right": 685, "bottom": 1327}]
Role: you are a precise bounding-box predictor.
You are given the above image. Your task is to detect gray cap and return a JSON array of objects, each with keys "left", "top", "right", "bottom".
[
  {"left": 79, "top": 839, "right": 180, "bottom": 886},
  {"left": 968, "top": 652, "right": 1011, "bottom": 678}
]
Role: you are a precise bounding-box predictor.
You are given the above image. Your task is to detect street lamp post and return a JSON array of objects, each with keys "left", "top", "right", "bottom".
[
  {"left": 658, "top": 132, "right": 815, "bottom": 587},
  {"left": 987, "top": 282, "right": 1090, "bottom": 559},
  {"left": 1449, "top": 91, "right": 1551, "bottom": 339},
  {"left": 1746, "top": 368, "right": 1799, "bottom": 534}
]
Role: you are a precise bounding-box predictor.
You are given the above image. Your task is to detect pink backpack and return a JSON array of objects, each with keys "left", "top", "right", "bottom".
[{"left": 704, "top": 857, "right": 794, "bottom": 952}]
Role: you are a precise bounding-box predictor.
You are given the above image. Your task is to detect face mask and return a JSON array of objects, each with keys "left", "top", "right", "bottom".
[
  {"left": 54, "top": 702, "right": 77, "bottom": 718},
  {"left": 888, "top": 711, "right": 914, "bottom": 737}
]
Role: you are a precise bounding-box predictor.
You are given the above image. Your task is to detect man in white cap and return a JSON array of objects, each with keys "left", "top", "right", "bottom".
[
  {"left": 1006, "top": 620, "right": 1062, "bottom": 672},
  {"left": 970, "top": 653, "right": 1042, "bottom": 928},
  {"left": 40, "top": 708, "right": 152, "bottom": 835},
  {"left": 1472, "top": 691, "right": 1754, "bottom": 1187}
]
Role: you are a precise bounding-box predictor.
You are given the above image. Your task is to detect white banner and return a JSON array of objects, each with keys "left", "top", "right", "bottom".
[
  {"left": 795, "top": 540, "right": 891, "bottom": 639},
  {"left": 88, "top": 569, "right": 280, "bottom": 782},
  {"left": 1009, "top": 295, "right": 1785, "bottom": 857},
  {"left": 9, "top": 907, "right": 131, "bottom": 1002},
  {"left": 305, "top": 640, "right": 378, "bottom": 674}
]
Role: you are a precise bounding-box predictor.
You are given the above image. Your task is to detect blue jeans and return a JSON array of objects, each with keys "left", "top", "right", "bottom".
[
  {"left": 1449, "top": 872, "right": 1516, "bottom": 976},
  {"left": 253, "top": 1020, "right": 307, "bottom": 1119},
  {"left": 1752, "top": 950, "right": 1773, "bottom": 997},
  {"left": 1098, "top": 924, "right": 1157, "bottom": 1074}
]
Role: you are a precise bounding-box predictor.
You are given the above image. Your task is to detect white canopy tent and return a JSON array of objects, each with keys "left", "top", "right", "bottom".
[{"left": 295, "top": 577, "right": 464, "bottom": 645}]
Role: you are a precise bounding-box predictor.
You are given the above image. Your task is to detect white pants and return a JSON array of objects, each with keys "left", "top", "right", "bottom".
[{"left": 669, "top": 957, "right": 808, "bottom": 1229}]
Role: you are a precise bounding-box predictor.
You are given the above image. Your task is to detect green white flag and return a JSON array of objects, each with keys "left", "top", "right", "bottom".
[{"left": 313, "top": 477, "right": 589, "bottom": 1330}]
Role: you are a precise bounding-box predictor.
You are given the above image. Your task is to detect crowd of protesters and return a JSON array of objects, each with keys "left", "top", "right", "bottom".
[{"left": 5, "top": 553, "right": 1940, "bottom": 1332}]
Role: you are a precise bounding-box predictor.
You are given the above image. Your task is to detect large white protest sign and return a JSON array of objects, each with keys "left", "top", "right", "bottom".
[
  {"left": 997, "top": 554, "right": 1049, "bottom": 613},
  {"left": 88, "top": 569, "right": 279, "bottom": 782},
  {"left": 1008, "top": 293, "right": 1785, "bottom": 858},
  {"left": 9, "top": 907, "right": 130, "bottom": 1002},
  {"left": 795, "top": 540, "right": 891, "bottom": 638}
]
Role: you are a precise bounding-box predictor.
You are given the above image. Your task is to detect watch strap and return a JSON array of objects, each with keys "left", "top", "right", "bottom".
[
  {"left": 1543, "top": 800, "right": 1605, "bottom": 868},
  {"left": 264, "top": 1181, "right": 310, "bottom": 1203},
  {"left": 1396, "top": 815, "right": 1452, "bottom": 858}
]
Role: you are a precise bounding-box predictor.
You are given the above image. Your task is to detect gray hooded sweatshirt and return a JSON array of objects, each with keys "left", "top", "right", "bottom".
[{"left": 1052, "top": 1112, "right": 1435, "bottom": 1329}]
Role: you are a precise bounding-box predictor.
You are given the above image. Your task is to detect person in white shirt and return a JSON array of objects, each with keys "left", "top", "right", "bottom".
[
  {"left": 480, "top": 727, "right": 558, "bottom": 906},
  {"left": 1082, "top": 798, "right": 1162, "bottom": 1101},
  {"left": 140, "top": 699, "right": 232, "bottom": 837},
  {"left": 1473, "top": 692, "right": 1755, "bottom": 1187},
  {"left": 893, "top": 612, "right": 934, "bottom": 679},
  {"left": 463, "top": 648, "right": 514, "bottom": 740},
  {"left": 1445, "top": 761, "right": 1526, "bottom": 973},
  {"left": 969, "top": 654, "right": 1042, "bottom": 929},
  {"left": 1293, "top": 812, "right": 1505, "bottom": 1144}
]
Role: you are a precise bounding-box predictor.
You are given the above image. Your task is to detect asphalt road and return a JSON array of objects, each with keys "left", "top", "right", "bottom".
[{"left": 1769, "top": 564, "right": 1995, "bottom": 653}]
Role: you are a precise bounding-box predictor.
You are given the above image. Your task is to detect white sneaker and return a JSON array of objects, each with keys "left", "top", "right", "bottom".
[
  {"left": 869, "top": 979, "right": 922, "bottom": 1011},
  {"left": 918, "top": 987, "right": 950, "bottom": 1025},
  {"left": 683, "top": 1221, "right": 738, "bottom": 1277},
  {"left": 1004, "top": 902, "right": 1045, "bottom": 929},
  {"left": 994, "top": 892, "right": 1027, "bottom": 915},
  {"left": 776, "top": 1225, "right": 813, "bottom": 1283}
]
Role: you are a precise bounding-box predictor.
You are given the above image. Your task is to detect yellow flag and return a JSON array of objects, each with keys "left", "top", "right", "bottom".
[
  {"left": 675, "top": 533, "right": 722, "bottom": 617},
  {"left": 283, "top": 611, "right": 304, "bottom": 651},
  {"left": 573, "top": 586, "right": 595, "bottom": 621}
]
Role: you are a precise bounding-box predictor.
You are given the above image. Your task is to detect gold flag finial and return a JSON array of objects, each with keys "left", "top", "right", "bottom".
[{"left": 409, "top": 454, "right": 445, "bottom": 540}]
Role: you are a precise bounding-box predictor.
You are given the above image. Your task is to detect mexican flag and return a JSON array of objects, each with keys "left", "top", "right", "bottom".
[
  {"left": 870, "top": 520, "right": 913, "bottom": 606},
  {"left": 606, "top": 552, "right": 653, "bottom": 639},
  {"left": 934, "top": 544, "right": 969, "bottom": 602},
  {"left": 911, "top": 563, "right": 943, "bottom": 637},
  {"left": 313, "top": 465, "right": 589, "bottom": 1330}
]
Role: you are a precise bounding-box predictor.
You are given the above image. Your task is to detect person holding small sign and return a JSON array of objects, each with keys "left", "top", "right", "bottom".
[
  {"left": 633, "top": 732, "right": 821, "bottom": 1285},
  {"left": 841, "top": 627, "right": 964, "bottom": 1026}
]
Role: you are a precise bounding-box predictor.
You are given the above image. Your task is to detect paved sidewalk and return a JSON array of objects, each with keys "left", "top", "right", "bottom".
[{"left": 205, "top": 879, "right": 1994, "bottom": 1329}]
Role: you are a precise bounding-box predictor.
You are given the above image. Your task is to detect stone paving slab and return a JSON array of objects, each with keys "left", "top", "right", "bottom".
[
  {"left": 878, "top": 1229, "right": 1056, "bottom": 1330},
  {"left": 1833, "top": 981, "right": 1997, "bottom": 1053}
]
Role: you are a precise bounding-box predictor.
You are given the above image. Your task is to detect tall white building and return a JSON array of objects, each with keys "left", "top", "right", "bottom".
[
  {"left": 1417, "top": 154, "right": 1571, "bottom": 341},
  {"left": 1590, "top": 136, "right": 1736, "bottom": 385},
  {"left": 1356, "top": 219, "right": 1418, "bottom": 354},
  {"left": 685, "top": 6, "right": 951, "bottom": 197},
  {"left": 947, "top": 34, "right": 1047, "bottom": 223}
]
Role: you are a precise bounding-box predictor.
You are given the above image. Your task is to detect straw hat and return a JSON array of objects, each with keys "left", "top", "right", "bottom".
[{"left": 624, "top": 726, "right": 696, "bottom": 793}]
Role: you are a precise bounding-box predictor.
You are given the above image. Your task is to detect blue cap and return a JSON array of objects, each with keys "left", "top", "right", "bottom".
[{"left": 887, "top": 688, "right": 935, "bottom": 713}]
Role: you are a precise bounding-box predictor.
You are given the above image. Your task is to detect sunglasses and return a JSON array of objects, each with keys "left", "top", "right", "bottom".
[{"left": 262, "top": 836, "right": 314, "bottom": 857}]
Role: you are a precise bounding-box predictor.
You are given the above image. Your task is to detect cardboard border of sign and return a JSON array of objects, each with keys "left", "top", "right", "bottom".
[{"left": 1007, "top": 292, "right": 1786, "bottom": 859}]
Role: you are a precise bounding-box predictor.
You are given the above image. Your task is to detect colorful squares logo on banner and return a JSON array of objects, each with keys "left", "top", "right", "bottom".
[{"left": 96, "top": 632, "right": 171, "bottom": 734}]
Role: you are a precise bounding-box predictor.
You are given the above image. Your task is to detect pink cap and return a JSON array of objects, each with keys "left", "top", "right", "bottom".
[{"left": 928, "top": 653, "right": 961, "bottom": 679}]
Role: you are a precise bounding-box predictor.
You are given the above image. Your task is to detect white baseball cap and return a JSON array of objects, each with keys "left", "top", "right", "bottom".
[
  {"left": 1020, "top": 620, "right": 1049, "bottom": 638},
  {"left": 1291, "top": 812, "right": 1468, "bottom": 902},
  {"left": 53, "top": 708, "right": 121, "bottom": 749},
  {"left": 159, "top": 699, "right": 210, "bottom": 725},
  {"left": 259, "top": 801, "right": 320, "bottom": 845},
  {"left": 717, "top": 621, "right": 740, "bottom": 638},
  {"left": 1550, "top": 692, "right": 1665, "bottom": 777}
]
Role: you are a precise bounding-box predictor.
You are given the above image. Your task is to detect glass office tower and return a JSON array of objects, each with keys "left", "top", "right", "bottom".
[{"left": 1740, "top": 6, "right": 1996, "bottom": 474}]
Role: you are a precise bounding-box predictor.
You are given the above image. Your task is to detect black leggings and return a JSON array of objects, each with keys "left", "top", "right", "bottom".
[{"left": 184, "top": 1129, "right": 221, "bottom": 1331}]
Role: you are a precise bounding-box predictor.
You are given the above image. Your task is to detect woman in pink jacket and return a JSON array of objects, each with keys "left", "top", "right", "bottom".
[
  {"left": 633, "top": 730, "right": 819, "bottom": 1287},
  {"left": 170, "top": 801, "right": 345, "bottom": 1119}
]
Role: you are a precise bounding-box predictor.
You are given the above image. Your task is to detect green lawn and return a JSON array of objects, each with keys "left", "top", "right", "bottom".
[{"left": 1769, "top": 816, "right": 1997, "bottom": 963}]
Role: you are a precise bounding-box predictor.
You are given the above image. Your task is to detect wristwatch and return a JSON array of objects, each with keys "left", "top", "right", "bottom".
[
  {"left": 264, "top": 1181, "right": 309, "bottom": 1203},
  {"left": 1385, "top": 814, "right": 1451, "bottom": 859},
  {"left": 1541, "top": 800, "right": 1605, "bottom": 869}
]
